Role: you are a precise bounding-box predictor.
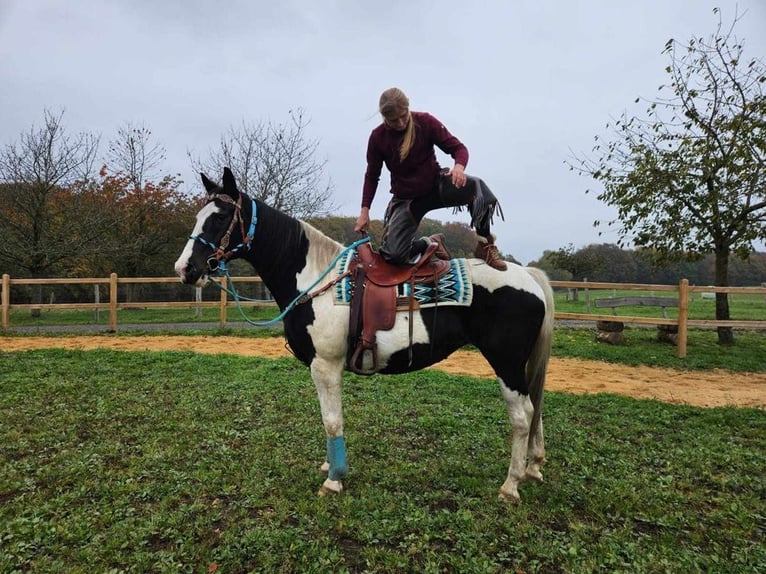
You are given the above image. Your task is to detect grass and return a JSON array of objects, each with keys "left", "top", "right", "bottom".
[
  {"left": 6, "top": 305, "right": 280, "bottom": 328},
  {"left": 555, "top": 289, "right": 766, "bottom": 321},
  {"left": 1, "top": 349, "right": 765, "bottom": 573},
  {"left": 553, "top": 326, "right": 766, "bottom": 372}
]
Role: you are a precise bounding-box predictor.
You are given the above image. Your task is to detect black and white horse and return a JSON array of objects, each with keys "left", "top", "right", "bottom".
[{"left": 174, "top": 167, "right": 555, "bottom": 503}]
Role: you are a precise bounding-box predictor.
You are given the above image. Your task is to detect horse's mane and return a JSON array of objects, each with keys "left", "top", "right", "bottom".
[{"left": 298, "top": 220, "right": 345, "bottom": 267}]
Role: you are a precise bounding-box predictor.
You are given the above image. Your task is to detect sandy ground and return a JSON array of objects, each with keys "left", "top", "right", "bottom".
[{"left": 2, "top": 335, "right": 764, "bottom": 409}]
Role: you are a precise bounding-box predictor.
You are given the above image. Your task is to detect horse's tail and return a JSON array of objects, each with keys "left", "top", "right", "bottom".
[{"left": 525, "top": 267, "right": 555, "bottom": 438}]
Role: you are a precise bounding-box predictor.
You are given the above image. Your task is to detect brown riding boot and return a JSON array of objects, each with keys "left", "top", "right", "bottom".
[
  {"left": 423, "top": 233, "right": 451, "bottom": 260},
  {"left": 475, "top": 235, "right": 507, "bottom": 270}
]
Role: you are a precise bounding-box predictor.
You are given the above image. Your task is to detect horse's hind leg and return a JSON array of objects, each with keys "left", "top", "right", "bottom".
[
  {"left": 498, "top": 377, "right": 534, "bottom": 504},
  {"left": 525, "top": 417, "right": 545, "bottom": 482},
  {"left": 311, "top": 357, "right": 348, "bottom": 496}
]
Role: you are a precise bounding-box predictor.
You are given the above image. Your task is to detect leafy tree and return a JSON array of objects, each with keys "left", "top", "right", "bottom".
[
  {"left": 190, "top": 109, "right": 336, "bottom": 218},
  {"left": 571, "top": 10, "right": 766, "bottom": 344},
  {"left": 307, "top": 216, "right": 488, "bottom": 260},
  {"left": 92, "top": 168, "right": 192, "bottom": 281},
  {"left": 529, "top": 250, "right": 574, "bottom": 282},
  {"left": 579, "top": 244, "right": 638, "bottom": 282},
  {"left": 547, "top": 244, "right": 601, "bottom": 281},
  {"left": 0, "top": 110, "right": 103, "bottom": 312},
  {"left": 728, "top": 251, "right": 766, "bottom": 285},
  {"left": 97, "top": 126, "right": 195, "bottom": 284}
]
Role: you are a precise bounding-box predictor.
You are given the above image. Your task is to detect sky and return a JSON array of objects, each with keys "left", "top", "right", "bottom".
[{"left": 1, "top": 0, "right": 765, "bottom": 265}]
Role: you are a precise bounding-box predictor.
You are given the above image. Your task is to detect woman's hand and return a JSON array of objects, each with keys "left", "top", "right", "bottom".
[
  {"left": 354, "top": 207, "right": 370, "bottom": 233},
  {"left": 449, "top": 164, "right": 467, "bottom": 188}
]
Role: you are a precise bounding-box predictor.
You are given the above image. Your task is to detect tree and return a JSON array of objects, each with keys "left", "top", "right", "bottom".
[
  {"left": 94, "top": 168, "right": 192, "bottom": 279},
  {"left": 98, "top": 125, "right": 196, "bottom": 288},
  {"left": 529, "top": 250, "right": 574, "bottom": 282},
  {"left": 107, "top": 122, "right": 167, "bottom": 189},
  {"left": 0, "top": 110, "right": 104, "bottom": 313},
  {"left": 547, "top": 244, "right": 599, "bottom": 281},
  {"left": 190, "top": 109, "right": 337, "bottom": 218},
  {"left": 571, "top": 10, "right": 766, "bottom": 344}
]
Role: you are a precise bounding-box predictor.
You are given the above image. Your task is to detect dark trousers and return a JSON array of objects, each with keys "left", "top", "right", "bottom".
[{"left": 379, "top": 173, "right": 496, "bottom": 265}]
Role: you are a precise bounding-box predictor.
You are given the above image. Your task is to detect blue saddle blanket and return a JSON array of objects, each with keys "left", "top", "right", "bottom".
[{"left": 334, "top": 250, "right": 473, "bottom": 308}]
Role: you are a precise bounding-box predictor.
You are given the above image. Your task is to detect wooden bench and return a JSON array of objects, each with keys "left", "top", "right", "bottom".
[{"left": 593, "top": 296, "right": 680, "bottom": 345}]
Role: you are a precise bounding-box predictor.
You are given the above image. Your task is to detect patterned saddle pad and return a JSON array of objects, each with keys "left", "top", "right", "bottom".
[{"left": 334, "top": 249, "right": 473, "bottom": 308}]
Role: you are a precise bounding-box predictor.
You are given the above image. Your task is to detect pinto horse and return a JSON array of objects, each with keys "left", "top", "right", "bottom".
[{"left": 174, "top": 167, "right": 554, "bottom": 503}]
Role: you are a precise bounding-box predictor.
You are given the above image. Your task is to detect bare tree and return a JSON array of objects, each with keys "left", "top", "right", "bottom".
[
  {"left": 107, "top": 122, "right": 166, "bottom": 189},
  {"left": 190, "top": 109, "right": 337, "bottom": 217}
]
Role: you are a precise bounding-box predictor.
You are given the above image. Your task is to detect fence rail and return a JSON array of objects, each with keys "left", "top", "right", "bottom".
[
  {"left": 1, "top": 273, "right": 269, "bottom": 332},
  {"left": 2, "top": 274, "right": 766, "bottom": 359}
]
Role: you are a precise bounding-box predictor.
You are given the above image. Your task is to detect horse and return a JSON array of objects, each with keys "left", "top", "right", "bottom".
[{"left": 174, "top": 167, "right": 555, "bottom": 503}]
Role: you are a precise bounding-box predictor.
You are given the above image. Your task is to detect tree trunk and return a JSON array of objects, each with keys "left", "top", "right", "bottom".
[{"left": 713, "top": 247, "right": 734, "bottom": 345}]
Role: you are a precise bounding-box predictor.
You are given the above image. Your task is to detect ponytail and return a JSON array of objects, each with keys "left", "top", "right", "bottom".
[{"left": 379, "top": 87, "right": 415, "bottom": 161}]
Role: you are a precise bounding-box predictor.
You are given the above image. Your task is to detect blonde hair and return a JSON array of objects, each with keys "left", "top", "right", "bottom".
[{"left": 379, "top": 87, "right": 415, "bottom": 161}]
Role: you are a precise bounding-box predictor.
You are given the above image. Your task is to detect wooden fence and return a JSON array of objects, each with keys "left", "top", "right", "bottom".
[
  {"left": 0, "top": 273, "right": 269, "bottom": 332},
  {"left": 3, "top": 273, "right": 766, "bottom": 359}
]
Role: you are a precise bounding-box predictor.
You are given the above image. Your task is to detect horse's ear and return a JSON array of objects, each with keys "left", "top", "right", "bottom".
[
  {"left": 200, "top": 173, "right": 217, "bottom": 193},
  {"left": 222, "top": 167, "right": 239, "bottom": 199}
]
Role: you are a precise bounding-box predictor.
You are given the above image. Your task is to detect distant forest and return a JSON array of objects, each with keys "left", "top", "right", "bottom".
[{"left": 307, "top": 216, "right": 766, "bottom": 287}]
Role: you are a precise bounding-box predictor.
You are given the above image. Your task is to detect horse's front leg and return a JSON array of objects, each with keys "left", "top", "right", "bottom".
[{"left": 311, "top": 356, "right": 348, "bottom": 496}]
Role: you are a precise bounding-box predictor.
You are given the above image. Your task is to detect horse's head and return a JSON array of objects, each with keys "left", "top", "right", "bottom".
[{"left": 174, "top": 167, "right": 256, "bottom": 286}]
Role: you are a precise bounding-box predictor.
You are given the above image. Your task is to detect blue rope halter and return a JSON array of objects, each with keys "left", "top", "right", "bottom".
[{"left": 189, "top": 193, "right": 258, "bottom": 271}]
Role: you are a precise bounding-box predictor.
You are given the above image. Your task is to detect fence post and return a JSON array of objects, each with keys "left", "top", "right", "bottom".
[
  {"left": 1, "top": 274, "right": 9, "bottom": 329},
  {"left": 584, "top": 278, "right": 590, "bottom": 313},
  {"left": 219, "top": 277, "right": 228, "bottom": 329},
  {"left": 677, "top": 278, "right": 689, "bottom": 359},
  {"left": 94, "top": 284, "right": 100, "bottom": 322},
  {"left": 195, "top": 286, "right": 202, "bottom": 317},
  {"left": 109, "top": 273, "right": 118, "bottom": 332}
]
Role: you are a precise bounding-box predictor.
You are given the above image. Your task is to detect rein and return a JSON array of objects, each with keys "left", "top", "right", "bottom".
[
  {"left": 211, "top": 236, "right": 370, "bottom": 327},
  {"left": 190, "top": 194, "right": 369, "bottom": 327}
]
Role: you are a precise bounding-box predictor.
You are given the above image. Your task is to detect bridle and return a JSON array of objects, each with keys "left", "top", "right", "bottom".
[
  {"left": 190, "top": 193, "right": 258, "bottom": 273},
  {"left": 187, "top": 193, "right": 372, "bottom": 327}
]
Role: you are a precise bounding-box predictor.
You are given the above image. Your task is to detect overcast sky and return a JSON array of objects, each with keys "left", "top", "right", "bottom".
[{"left": 2, "top": 1, "right": 765, "bottom": 264}]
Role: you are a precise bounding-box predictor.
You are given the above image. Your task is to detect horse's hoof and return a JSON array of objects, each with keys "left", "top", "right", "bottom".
[
  {"left": 319, "top": 461, "right": 330, "bottom": 475},
  {"left": 525, "top": 469, "right": 544, "bottom": 482},
  {"left": 318, "top": 479, "right": 343, "bottom": 496},
  {"left": 498, "top": 489, "right": 521, "bottom": 504}
]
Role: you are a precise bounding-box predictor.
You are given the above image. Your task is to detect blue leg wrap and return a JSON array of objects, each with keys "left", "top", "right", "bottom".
[{"left": 326, "top": 436, "right": 348, "bottom": 481}]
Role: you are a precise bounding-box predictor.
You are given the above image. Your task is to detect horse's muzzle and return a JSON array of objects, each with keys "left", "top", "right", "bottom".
[{"left": 176, "top": 260, "right": 208, "bottom": 286}]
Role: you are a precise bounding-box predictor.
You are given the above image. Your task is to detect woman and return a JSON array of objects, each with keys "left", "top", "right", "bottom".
[{"left": 354, "top": 87, "right": 506, "bottom": 270}]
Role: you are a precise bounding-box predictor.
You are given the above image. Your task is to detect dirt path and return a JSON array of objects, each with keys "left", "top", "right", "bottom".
[{"left": 2, "top": 335, "right": 764, "bottom": 409}]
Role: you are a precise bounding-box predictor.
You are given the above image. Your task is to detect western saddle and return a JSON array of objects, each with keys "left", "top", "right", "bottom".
[{"left": 347, "top": 241, "right": 452, "bottom": 375}]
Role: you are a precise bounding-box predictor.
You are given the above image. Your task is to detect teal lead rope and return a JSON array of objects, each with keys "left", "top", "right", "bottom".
[{"left": 209, "top": 235, "right": 370, "bottom": 327}]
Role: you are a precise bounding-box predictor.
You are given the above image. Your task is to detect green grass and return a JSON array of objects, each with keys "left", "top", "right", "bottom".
[
  {"left": 7, "top": 305, "right": 281, "bottom": 327},
  {"left": 555, "top": 289, "right": 766, "bottom": 321},
  {"left": 1, "top": 349, "right": 765, "bottom": 573},
  {"left": 553, "top": 326, "right": 766, "bottom": 372}
]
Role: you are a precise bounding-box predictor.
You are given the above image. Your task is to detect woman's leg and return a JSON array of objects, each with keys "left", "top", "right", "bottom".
[
  {"left": 380, "top": 193, "right": 446, "bottom": 264},
  {"left": 439, "top": 174, "right": 507, "bottom": 270},
  {"left": 379, "top": 198, "right": 420, "bottom": 264}
]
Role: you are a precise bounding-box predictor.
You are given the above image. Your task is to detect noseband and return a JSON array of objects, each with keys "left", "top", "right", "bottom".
[{"left": 190, "top": 193, "right": 258, "bottom": 273}]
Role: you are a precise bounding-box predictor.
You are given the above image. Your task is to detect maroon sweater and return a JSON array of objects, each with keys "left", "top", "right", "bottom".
[{"left": 361, "top": 111, "right": 469, "bottom": 208}]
